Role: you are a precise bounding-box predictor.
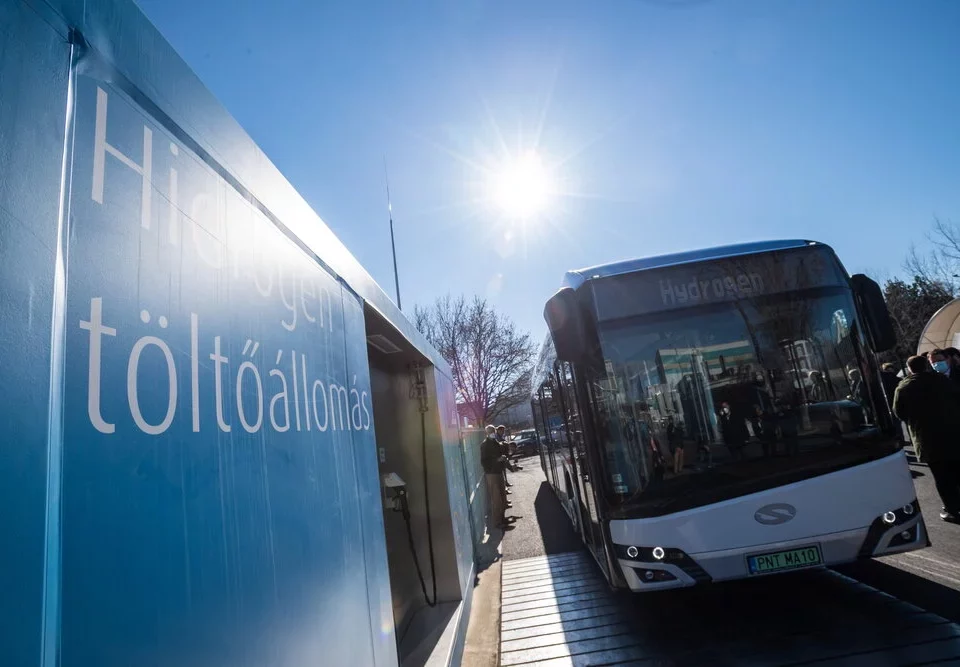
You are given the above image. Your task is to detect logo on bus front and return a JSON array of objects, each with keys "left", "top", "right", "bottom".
[{"left": 754, "top": 503, "right": 797, "bottom": 525}]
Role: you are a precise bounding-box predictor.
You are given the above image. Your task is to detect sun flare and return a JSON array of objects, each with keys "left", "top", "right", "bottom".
[{"left": 490, "top": 150, "right": 553, "bottom": 219}]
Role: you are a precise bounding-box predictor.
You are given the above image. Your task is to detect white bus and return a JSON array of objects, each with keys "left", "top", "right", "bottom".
[{"left": 532, "top": 240, "right": 928, "bottom": 591}]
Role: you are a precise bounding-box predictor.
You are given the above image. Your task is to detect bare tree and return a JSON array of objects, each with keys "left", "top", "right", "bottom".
[
  {"left": 415, "top": 295, "right": 536, "bottom": 425},
  {"left": 904, "top": 217, "right": 960, "bottom": 290}
]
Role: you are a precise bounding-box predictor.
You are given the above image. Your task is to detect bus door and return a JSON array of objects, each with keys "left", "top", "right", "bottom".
[
  {"left": 558, "top": 363, "right": 608, "bottom": 575},
  {"left": 533, "top": 387, "right": 560, "bottom": 492}
]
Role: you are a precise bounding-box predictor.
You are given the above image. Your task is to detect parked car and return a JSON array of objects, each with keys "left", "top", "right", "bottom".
[{"left": 511, "top": 429, "right": 540, "bottom": 456}]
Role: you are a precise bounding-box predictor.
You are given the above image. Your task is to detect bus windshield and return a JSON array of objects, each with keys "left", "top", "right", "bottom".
[{"left": 589, "top": 285, "right": 898, "bottom": 517}]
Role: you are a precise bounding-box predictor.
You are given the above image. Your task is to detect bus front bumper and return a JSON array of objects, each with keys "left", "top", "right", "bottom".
[{"left": 615, "top": 509, "right": 928, "bottom": 592}]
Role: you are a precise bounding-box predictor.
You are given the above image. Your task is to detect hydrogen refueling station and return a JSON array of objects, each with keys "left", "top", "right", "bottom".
[{"left": 0, "top": 0, "right": 484, "bottom": 664}]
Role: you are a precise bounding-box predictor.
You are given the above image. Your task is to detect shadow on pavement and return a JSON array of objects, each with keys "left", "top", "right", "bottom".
[
  {"left": 835, "top": 558, "right": 960, "bottom": 624},
  {"left": 473, "top": 525, "right": 503, "bottom": 583},
  {"left": 533, "top": 482, "right": 587, "bottom": 556}
]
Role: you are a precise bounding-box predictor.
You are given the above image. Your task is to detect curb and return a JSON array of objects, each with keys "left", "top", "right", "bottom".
[{"left": 462, "top": 537, "right": 503, "bottom": 667}]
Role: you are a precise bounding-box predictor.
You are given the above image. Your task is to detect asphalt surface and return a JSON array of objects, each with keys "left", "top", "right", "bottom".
[
  {"left": 836, "top": 446, "right": 960, "bottom": 624},
  {"left": 501, "top": 449, "right": 960, "bottom": 622},
  {"left": 500, "top": 456, "right": 582, "bottom": 562},
  {"left": 497, "top": 453, "right": 960, "bottom": 666}
]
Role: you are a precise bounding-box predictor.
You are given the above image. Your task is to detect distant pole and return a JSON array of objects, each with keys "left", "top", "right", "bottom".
[{"left": 383, "top": 157, "right": 402, "bottom": 310}]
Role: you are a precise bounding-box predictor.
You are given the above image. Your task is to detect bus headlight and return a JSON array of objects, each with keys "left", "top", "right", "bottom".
[
  {"left": 652, "top": 546, "right": 666, "bottom": 561},
  {"left": 882, "top": 511, "right": 897, "bottom": 525},
  {"left": 626, "top": 546, "right": 639, "bottom": 558}
]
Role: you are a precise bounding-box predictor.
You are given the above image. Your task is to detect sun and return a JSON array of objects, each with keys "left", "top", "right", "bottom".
[{"left": 490, "top": 150, "right": 553, "bottom": 219}]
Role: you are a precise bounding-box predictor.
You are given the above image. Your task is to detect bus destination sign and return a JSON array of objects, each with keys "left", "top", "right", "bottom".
[{"left": 590, "top": 247, "right": 848, "bottom": 321}]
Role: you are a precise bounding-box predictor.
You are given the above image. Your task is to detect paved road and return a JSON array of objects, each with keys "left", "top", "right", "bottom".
[
  {"left": 836, "top": 447, "right": 960, "bottom": 624},
  {"left": 498, "top": 452, "right": 960, "bottom": 666}
]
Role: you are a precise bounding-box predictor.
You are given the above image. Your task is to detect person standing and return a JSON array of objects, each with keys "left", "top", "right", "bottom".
[
  {"left": 942, "top": 348, "right": 960, "bottom": 390},
  {"left": 879, "top": 363, "right": 899, "bottom": 411},
  {"left": 496, "top": 425, "right": 512, "bottom": 489},
  {"left": 893, "top": 355, "right": 960, "bottom": 524},
  {"left": 846, "top": 367, "right": 864, "bottom": 404},
  {"left": 481, "top": 425, "right": 510, "bottom": 529},
  {"left": 667, "top": 417, "right": 684, "bottom": 474},
  {"left": 719, "top": 402, "right": 748, "bottom": 461}
]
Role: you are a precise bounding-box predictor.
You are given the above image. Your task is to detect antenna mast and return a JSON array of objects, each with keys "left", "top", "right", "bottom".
[{"left": 383, "top": 157, "right": 402, "bottom": 310}]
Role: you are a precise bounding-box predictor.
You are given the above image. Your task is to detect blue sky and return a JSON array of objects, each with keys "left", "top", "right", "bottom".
[{"left": 135, "top": 0, "right": 960, "bottom": 340}]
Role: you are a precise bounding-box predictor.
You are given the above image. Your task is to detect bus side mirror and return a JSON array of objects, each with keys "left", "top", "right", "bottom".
[
  {"left": 851, "top": 274, "right": 897, "bottom": 352},
  {"left": 544, "top": 287, "right": 587, "bottom": 363}
]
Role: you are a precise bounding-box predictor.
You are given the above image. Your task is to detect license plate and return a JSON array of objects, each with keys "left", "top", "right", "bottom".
[{"left": 747, "top": 545, "right": 822, "bottom": 575}]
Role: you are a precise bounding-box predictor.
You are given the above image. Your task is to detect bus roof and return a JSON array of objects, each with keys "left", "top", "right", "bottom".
[{"left": 560, "top": 239, "right": 823, "bottom": 290}]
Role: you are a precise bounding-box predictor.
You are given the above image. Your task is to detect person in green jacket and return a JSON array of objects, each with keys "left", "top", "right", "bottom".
[{"left": 893, "top": 355, "right": 960, "bottom": 523}]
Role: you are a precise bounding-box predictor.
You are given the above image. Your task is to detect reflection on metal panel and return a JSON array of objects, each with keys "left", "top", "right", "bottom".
[
  {"left": 56, "top": 74, "right": 389, "bottom": 666},
  {"left": 48, "top": 0, "right": 450, "bottom": 378},
  {"left": 435, "top": 370, "right": 472, "bottom": 594},
  {"left": 2, "top": 0, "right": 474, "bottom": 665},
  {"left": 460, "top": 429, "right": 488, "bottom": 554},
  {"left": 561, "top": 239, "right": 816, "bottom": 290},
  {"left": 344, "top": 292, "right": 398, "bottom": 667},
  {"left": 0, "top": 4, "right": 71, "bottom": 666}
]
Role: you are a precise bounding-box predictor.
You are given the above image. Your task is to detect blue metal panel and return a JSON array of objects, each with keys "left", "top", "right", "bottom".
[
  {"left": 342, "top": 290, "right": 400, "bottom": 667},
  {"left": 3, "top": 0, "right": 473, "bottom": 664},
  {"left": 41, "top": 0, "right": 451, "bottom": 379},
  {"left": 0, "top": 3, "right": 70, "bottom": 665},
  {"left": 561, "top": 239, "right": 822, "bottom": 289},
  {"left": 56, "top": 71, "right": 390, "bottom": 666},
  {"left": 435, "top": 371, "right": 472, "bottom": 592}
]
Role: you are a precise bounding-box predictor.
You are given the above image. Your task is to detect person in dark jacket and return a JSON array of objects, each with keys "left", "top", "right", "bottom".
[
  {"left": 879, "top": 363, "right": 900, "bottom": 411},
  {"left": 943, "top": 347, "right": 960, "bottom": 390},
  {"left": 893, "top": 355, "right": 960, "bottom": 523},
  {"left": 719, "top": 402, "right": 748, "bottom": 460},
  {"left": 481, "top": 425, "right": 510, "bottom": 529}
]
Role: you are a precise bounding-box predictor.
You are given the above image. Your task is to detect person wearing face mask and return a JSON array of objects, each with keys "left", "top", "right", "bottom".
[
  {"left": 929, "top": 349, "right": 951, "bottom": 377},
  {"left": 942, "top": 348, "right": 960, "bottom": 389},
  {"left": 893, "top": 355, "right": 960, "bottom": 524}
]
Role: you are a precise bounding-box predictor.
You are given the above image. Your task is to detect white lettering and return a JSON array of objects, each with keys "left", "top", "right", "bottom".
[
  {"left": 290, "top": 350, "right": 302, "bottom": 431},
  {"left": 127, "top": 335, "right": 177, "bottom": 435},
  {"left": 92, "top": 87, "right": 152, "bottom": 230},
  {"left": 361, "top": 391, "right": 372, "bottom": 430},
  {"left": 301, "top": 278, "right": 317, "bottom": 323},
  {"left": 189, "top": 187, "right": 224, "bottom": 269},
  {"left": 279, "top": 265, "right": 298, "bottom": 332},
  {"left": 268, "top": 351, "right": 291, "bottom": 433},
  {"left": 660, "top": 279, "right": 675, "bottom": 306},
  {"left": 191, "top": 313, "right": 200, "bottom": 432},
  {"left": 236, "top": 359, "right": 264, "bottom": 433},
  {"left": 351, "top": 375, "right": 362, "bottom": 430},
  {"left": 301, "top": 354, "right": 312, "bottom": 431},
  {"left": 168, "top": 144, "right": 180, "bottom": 245},
  {"left": 329, "top": 382, "right": 349, "bottom": 430},
  {"left": 209, "top": 336, "right": 231, "bottom": 432},
  {"left": 79, "top": 297, "right": 117, "bottom": 434},
  {"left": 312, "top": 379, "right": 329, "bottom": 431},
  {"left": 675, "top": 282, "right": 688, "bottom": 303}
]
